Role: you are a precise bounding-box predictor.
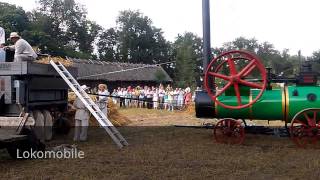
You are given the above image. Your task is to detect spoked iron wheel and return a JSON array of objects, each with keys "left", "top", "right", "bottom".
[
  {"left": 214, "top": 118, "right": 245, "bottom": 145},
  {"left": 204, "top": 50, "right": 267, "bottom": 110},
  {"left": 290, "top": 108, "right": 320, "bottom": 148}
]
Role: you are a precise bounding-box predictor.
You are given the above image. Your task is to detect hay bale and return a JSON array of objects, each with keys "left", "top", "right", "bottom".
[
  {"left": 36, "top": 57, "right": 73, "bottom": 67},
  {"left": 106, "top": 101, "right": 131, "bottom": 126}
]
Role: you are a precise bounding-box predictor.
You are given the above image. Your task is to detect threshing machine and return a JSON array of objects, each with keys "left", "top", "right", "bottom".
[{"left": 0, "top": 51, "right": 77, "bottom": 158}]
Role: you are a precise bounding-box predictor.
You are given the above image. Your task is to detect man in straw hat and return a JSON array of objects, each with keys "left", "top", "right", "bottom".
[
  {"left": 71, "top": 85, "right": 90, "bottom": 142},
  {"left": 3, "top": 32, "right": 37, "bottom": 62}
]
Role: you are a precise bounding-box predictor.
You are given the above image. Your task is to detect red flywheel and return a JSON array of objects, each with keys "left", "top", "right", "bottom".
[{"left": 204, "top": 50, "right": 267, "bottom": 110}]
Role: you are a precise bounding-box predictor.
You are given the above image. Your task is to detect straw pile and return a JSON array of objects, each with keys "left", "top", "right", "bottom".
[
  {"left": 67, "top": 92, "right": 131, "bottom": 126},
  {"left": 185, "top": 103, "right": 195, "bottom": 115},
  {"left": 105, "top": 101, "right": 131, "bottom": 126},
  {"left": 178, "top": 103, "right": 195, "bottom": 115},
  {"left": 36, "top": 57, "right": 73, "bottom": 67}
]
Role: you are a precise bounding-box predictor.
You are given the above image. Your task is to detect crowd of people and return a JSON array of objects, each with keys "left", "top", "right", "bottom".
[
  {"left": 98, "top": 84, "right": 193, "bottom": 111},
  {"left": 72, "top": 83, "right": 194, "bottom": 142}
]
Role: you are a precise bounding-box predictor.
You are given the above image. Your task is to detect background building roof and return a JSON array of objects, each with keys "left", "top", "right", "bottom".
[{"left": 69, "top": 58, "right": 172, "bottom": 82}]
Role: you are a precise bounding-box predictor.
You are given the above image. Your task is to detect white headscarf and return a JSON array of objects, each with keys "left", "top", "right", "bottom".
[{"left": 185, "top": 87, "right": 191, "bottom": 93}]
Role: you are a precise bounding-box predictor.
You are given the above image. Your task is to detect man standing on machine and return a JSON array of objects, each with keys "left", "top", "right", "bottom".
[{"left": 3, "top": 32, "right": 37, "bottom": 62}]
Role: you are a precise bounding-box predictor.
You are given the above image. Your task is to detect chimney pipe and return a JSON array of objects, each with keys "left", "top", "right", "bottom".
[{"left": 202, "top": 0, "right": 211, "bottom": 73}]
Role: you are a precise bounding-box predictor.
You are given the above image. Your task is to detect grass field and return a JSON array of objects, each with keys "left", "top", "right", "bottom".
[{"left": 1, "top": 108, "right": 320, "bottom": 179}]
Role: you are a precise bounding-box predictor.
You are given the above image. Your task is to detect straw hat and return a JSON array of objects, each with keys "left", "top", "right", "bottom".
[
  {"left": 9, "top": 32, "right": 20, "bottom": 39},
  {"left": 98, "top": 84, "right": 107, "bottom": 89}
]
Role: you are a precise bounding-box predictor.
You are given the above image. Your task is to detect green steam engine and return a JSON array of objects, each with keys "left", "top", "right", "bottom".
[{"left": 196, "top": 50, "right": 320, "bottom": 148}]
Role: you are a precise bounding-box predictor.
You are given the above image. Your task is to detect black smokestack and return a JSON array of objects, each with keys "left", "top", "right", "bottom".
[{"left": 202, "top": 0, "right": 211, "bottom": 73}]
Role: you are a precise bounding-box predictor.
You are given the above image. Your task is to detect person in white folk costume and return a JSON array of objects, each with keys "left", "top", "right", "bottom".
[
  {"left": 72, "top": 85, "right": 91, "bottom": 142},
  {"left": 97, "top": 84, "right": 109, "bottom": 115},
  {"left": 0, "top": 27, "right": 5, "bottom": 62},
  {"left": 153, "top": 89, "right": 159, "bottom": 109}
]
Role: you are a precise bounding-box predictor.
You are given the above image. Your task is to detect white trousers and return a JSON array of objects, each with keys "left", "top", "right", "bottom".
[
  {"left": 74, "top": 119, "right": 89, "bottom": 141},
  {"left": 14, "top": 55, "right": 36, "bottom": 62},
  {"left": 97, "top": 102, "right": 108, "bottom": 115}
]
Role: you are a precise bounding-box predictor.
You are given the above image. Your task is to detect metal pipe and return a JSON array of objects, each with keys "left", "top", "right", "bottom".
[{"left": 202, "top": 0, "right": 211, "bottom": 72}]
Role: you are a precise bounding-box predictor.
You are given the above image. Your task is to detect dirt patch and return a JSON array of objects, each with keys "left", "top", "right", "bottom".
[
  {"left": 1, "top": 109, "right": 320, "bottom": 179},
  {"left": 121, "top": 108, "right": 214, "bottom": 126}
]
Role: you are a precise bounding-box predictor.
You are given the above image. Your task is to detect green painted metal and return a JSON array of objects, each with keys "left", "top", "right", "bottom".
[
  {"left": 216, "top": 86, "right": 320, "bottom": 122},
  {"left": 287, "top": 86, "right": 320, "bottom": 122},
  {"left": 216, "top": 88, "right": 283, "bottom": 120},
  {"left": 215, "top": 95, "right": 250, "bottom": 119},
  {"left": 251, "top": 88, "right": 283, "bottom": 120}
]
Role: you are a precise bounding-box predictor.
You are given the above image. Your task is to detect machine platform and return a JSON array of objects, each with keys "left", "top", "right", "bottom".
[
  {"left": 0, "top": 62, "right": 77, "bottom": 76},
  {"left": 0, "top": 115, "right": 35, "bottom": 144}
]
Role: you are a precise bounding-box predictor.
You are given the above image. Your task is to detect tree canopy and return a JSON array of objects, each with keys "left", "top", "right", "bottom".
[
  {"left": 0, "top": 1, "right": 319, "bottom": 88},
  {"left": 97, "top": 10, "right": 171, "bottom": 65},
  {"left": 173, "top": 32, "right": 202, "bottom": 88}
]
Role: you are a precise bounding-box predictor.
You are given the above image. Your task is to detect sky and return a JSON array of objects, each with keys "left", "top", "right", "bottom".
[{"left": 1, "top": 0, "right": 320, "bottom": 56}]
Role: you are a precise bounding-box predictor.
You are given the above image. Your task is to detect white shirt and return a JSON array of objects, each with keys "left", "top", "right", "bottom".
[
  {"left": 117, "top": 91, "right": 123, "bottom": 97},
  {"left": 153, "top": 93, "right": 158, "bottom": 101},
  {"left": 98, "top": 90, "right": 109, "bottom": 101},
  {"left": 0, "top": 27, "right": 5, "bottom": 45},
  {"left": 158, "top": 89, "right": 165, "bottom": 97},
  {"left": 122, "top": 90, "right": 127, "bottom": 97},
  {"left": 73, "top": 97, "right": 90, "bottom": 121},
  {"left": 12, "top": 39, "right": 37, "bottom": 59}
]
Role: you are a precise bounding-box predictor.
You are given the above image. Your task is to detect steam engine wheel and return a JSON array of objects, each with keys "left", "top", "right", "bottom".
[
  {"left": 204, "top": 50, "right": 267, "bottom": 110},
  {"left": 214, "top": 118, "right": 245, "bottom": 145},
  {"left": 290, "top": 108, "right": 320, "bottom": 148}
]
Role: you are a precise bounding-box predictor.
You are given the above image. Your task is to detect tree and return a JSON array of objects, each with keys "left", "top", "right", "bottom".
[
  {"left": 116, "top": 10, "right": 171, "bottom": 64},
  {"left": 214, "top": 37, "right": 298, "bottom": 77},
  {"left": 173, "top": 32, "right": 202, "bottom": 88},
  {"left": 97, "top": 28, "right": 119, "bottom": 61},
  {"left": 221, "top": 37, "right": 259, "bottom": 53},
  {"left": 33, "top": 0, "right": 101, "bottom": 58},
  {"left": 310, "top": 50, "right": 320, "bottom": 62},
  {"left": 0, "top": 2, "right": 30, "bottom": 41}
]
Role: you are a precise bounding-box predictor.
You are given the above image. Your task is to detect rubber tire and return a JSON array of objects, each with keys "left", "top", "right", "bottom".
[
  {"left": 42, "top": 110, "right": 53, "bottom": 141},
  {"left": 32, "top": 110, "right": 45, "bottom": 143}
]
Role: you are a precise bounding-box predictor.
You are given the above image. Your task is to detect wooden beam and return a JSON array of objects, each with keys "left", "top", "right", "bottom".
[{"left": 0, "top": 116, "right": 35, "bottom": 127}]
